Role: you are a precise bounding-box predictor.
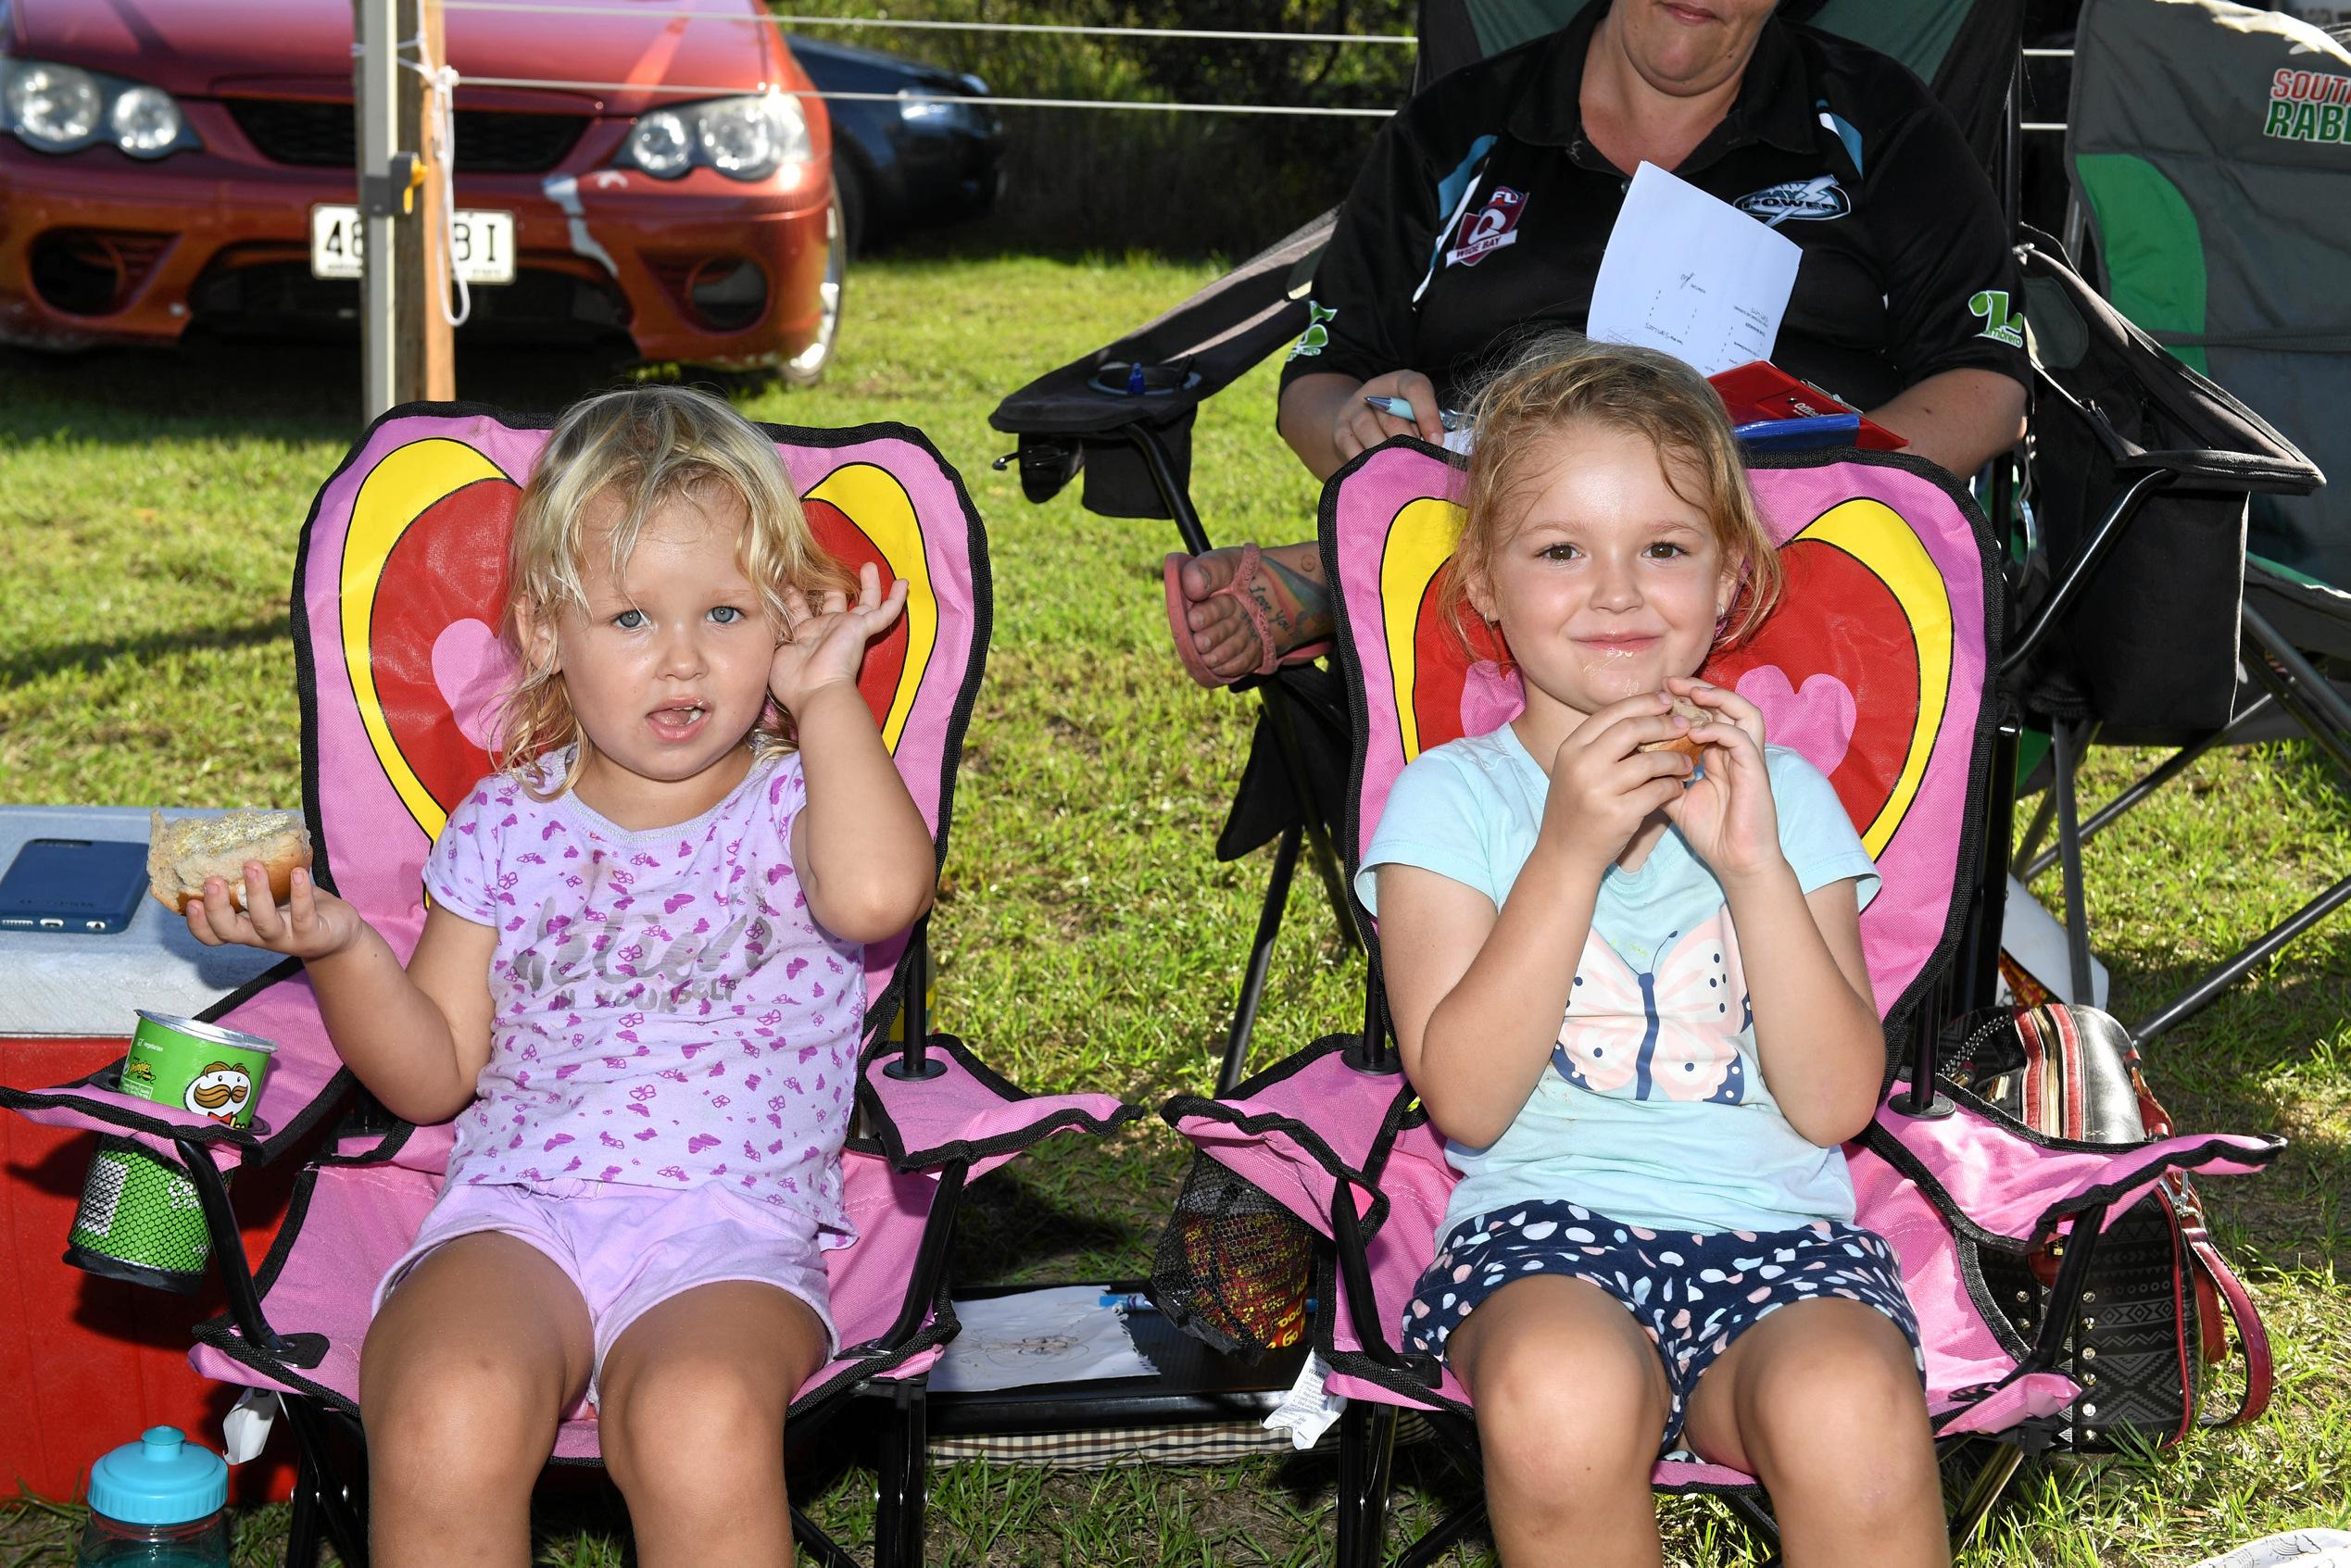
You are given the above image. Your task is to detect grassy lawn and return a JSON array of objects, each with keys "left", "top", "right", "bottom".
[{"left": 3, "top": 246, "right": 2346, "bottom": 1565}]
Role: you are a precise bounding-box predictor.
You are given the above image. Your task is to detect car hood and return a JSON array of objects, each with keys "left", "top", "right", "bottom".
[
  {"left": 786, "top": 33, "right": 966, "bottom": 90},
  {"left": 6, "top": 0, "right": 800, "bottom": 113}
]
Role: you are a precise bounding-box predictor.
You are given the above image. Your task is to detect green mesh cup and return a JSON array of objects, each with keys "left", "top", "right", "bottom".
[{"left": 65, "top": 1137, "right": 214, "bottom": 1294}]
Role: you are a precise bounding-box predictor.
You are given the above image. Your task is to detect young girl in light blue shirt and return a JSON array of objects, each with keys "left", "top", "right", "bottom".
[{"left": 1365, "top": 336, "right": 1946, "bottom": 1567}]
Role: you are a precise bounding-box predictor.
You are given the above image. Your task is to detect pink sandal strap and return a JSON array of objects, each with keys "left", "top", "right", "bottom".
[{"left": 1205, "top": 542, "right": 1283, "bottom": 678}]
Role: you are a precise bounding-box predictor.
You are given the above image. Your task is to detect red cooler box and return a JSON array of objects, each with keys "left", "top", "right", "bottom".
[{"left": 1, "top": 807, "right": 307, "bottom": 1503}]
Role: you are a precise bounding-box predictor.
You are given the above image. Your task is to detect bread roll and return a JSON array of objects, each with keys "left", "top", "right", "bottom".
[
  {"left": 148, "top": 809, "right": 313, "bottom": 913},
  {"left": 1637, "top": 696, "right": 1710, "bottom": 759}
]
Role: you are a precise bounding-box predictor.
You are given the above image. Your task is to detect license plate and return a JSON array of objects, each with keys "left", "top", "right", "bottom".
[{"left": 308, "top": 205, "right": 515, "bottom": 285}]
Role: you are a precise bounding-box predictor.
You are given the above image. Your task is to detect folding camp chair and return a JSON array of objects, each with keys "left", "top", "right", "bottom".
[
  {"left": 1163, "top": 441, "right": 2283, "bottom": 1565},
  {"left": 988, "top": 0, "right": 2031, "bottom": 1090},
  {"left": 1991, "top": 0, "right": 2343, "bottom": 1042},
  {"left": 0, "top": 405, "right": 1136, "bottom": 1568}
]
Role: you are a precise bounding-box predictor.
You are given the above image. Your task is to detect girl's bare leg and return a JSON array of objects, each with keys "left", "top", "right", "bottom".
[
  {"left": 360, "top": 1234, "right": 595, "bottom": 1568},
  {"left": 1680, "top": 1297, "right": 1949, "bottom": 1568},
  {"left": 597, "top": 1281, "right": 830, "bottom": 1568},
  {"left": 1449, "top": 1275, "right": 1675, "bottom": 1568}
]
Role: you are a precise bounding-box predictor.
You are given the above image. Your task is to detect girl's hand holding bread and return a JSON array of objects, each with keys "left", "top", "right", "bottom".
[
  {"left": 185, "top": 864, "right": 366, "bottom": 962},
  {"left": 1660, "top": 676, "right": 1782, "bottom": 881}
]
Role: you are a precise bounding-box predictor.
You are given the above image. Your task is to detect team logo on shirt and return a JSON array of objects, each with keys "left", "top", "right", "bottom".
[
  {"left": 1288, "top": 299, "right": 1337, "bottom": 359},
  {"left": 1732, "top": 174, "right": 1851, "bottom": 225},
  {"left": 1968, "top": 289, "right": 2025, "bottom": 347},
  {"left": 1444, "top": 185, "right": 1527, "bottom": 268}
]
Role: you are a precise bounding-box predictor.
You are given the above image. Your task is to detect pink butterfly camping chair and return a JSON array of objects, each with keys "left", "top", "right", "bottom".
[
  {"left": 0, "top": 404, "right": 1136, "bottom": 1568},
  {"left": 1163, "top": 440, "right": 2283, "bottom": 1565}
]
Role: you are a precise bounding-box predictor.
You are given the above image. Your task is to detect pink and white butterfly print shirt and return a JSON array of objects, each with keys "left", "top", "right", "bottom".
[
  {"left": 1358, "top": 726, "right": 1880, "bottom": 1236},
  {"left": 423, "top": 749, "right": 865, "bottom": 1240},
  {"left": 1553, "top": 908, "right": 1750, "bottom": 1106}
]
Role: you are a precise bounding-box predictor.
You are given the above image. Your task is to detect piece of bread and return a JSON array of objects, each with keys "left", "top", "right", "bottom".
[
  {"left": 148, "top": 809, "right": 313, "bottom": 913},
  {"left": 1637, "top": 696, "right": 1710, "bottom": 759}
]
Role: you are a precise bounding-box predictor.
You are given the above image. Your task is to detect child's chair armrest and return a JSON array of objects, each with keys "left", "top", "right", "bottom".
[
  {"left": 857, "top": 1033, "right": 1139, "bottom": 1177},
  {"left": 0, "top": 1075, "right": 270, "bottom": 1170}
]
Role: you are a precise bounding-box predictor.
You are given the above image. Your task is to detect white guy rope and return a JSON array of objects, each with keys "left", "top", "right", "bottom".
[
  {"left": 396, "top": 31, "right": 472, "bottom": 327},
  {"left": 457, "top": 77, "right": 1395, "bottom": 115},
  {"left": 436, "top": 3, "right": 1417, "bottom": 45}
]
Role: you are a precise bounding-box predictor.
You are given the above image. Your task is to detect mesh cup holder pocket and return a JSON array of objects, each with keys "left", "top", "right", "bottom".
[{"left": 1147, "top": 1149, "right": 1314, "bottom": 1363}]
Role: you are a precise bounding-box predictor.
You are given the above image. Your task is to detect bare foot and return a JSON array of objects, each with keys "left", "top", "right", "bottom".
[{"left": 1172, "top": 541, "right": 1335, "bottom": 683}]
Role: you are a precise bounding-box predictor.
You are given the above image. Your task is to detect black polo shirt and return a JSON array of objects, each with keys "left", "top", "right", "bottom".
[{"left": 1280, "top": 4, "right": 2028, "bottom": 413}]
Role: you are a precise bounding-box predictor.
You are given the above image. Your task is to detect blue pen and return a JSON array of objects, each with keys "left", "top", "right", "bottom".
[{"left": 1364, "top": 395, "right": 1469, "bottom": 433}]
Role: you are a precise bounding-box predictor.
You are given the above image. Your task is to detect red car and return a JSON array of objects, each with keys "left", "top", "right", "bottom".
[{"left": 0, "top": 0, "right": 841, "bottom": 376}]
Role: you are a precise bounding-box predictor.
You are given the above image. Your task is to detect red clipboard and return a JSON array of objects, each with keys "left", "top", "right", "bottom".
[{"left": 1708, "top": 360, "right": 1908, "bottom": 451}]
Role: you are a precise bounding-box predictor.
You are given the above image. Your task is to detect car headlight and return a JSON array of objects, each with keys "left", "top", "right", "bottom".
[
  {"left": 108, "top": 85, "right": 184, "bottom": 157},
  {"left": 618, "top": 93, "right": 809, "bottom": 182},
  {"left": 0, "top": 56, "right": 199, "bottom": 157},
  {"left": 624, "top": 108, "right": 693, "bottom": 178}
]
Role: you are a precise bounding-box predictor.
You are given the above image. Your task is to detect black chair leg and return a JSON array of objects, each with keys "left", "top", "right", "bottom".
[
  {"left": 284, "top": 1470, "right": 324, "bottom": 1568},
  {"left": 1719, "top": 1490, "right": 1784, "bottom": 1566},
  {"left": 1335, "top": 1400, "right": 1398, "bottom": 1568},
  {"left": 281, "top": 1398, "right": 369, "bottom": 1568},
  {"left": 1219, "top": 822, "right": 1301, "bottom": 1094},
  {"left": 2050, "top": 720, "right": 2097, "bottom": 1004},
  {"left": 1946, "top": 1438, "right": 2026, "bottom": 1552},
  {"left": 872, "top": 1380, "right": 928, "bottom": 1568},
  {"left": 790, "top": 1506, "right": 864, "bottom": 1568}
]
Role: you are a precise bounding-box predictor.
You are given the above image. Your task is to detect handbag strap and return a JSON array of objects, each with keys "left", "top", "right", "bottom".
[{"left": 2183, "top": 1223, "right": 2275, "bottom": 1429}]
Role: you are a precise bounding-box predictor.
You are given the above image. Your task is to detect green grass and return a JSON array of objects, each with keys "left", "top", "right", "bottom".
[{"left": 3, "top": 245, "right": 2347, "bottom": 1565}]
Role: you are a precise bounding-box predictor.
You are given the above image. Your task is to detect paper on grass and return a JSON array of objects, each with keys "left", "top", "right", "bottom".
[
  {"left": 926, "top": 1284, "right": 1161, "bottom": 1394},
  {"left": 1587, "top": 162, "right": 1802, "bottom": 377}
]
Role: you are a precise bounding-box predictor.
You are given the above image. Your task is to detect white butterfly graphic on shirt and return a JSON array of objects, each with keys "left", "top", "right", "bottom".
[{"left": 1552, "top": 909, "right": 1750, "bottom": 1104}]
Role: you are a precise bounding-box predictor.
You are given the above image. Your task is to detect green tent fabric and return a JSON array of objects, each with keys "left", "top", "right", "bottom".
[{"left": 2068, "top": 0, "right": 2346, "bottom": 583}]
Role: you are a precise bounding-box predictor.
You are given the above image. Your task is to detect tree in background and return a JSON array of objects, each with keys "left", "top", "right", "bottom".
[{"left": 775, "top": 0, "right": 1417, "bottom": 256}]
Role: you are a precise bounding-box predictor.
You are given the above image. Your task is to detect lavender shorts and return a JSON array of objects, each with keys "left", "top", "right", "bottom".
[{"left": 375, "top": 1177, "right": 839, "bottom": 1407}]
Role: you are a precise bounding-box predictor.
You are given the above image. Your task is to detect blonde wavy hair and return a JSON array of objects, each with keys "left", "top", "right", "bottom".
[
  {"left": 494, "top": 385, "right": 856, "bottom": 797},
  {"left": 1441, "top": 332, "right": 1783, "bottom": 664}
]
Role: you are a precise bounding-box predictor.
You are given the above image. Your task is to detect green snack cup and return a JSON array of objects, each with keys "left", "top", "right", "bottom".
[
  {"left": 65, "top": 1137, "right": 214, "bottom": 1294},
  {"left": 120, "top": 1011, "right": 275, "bottom": 1131}
]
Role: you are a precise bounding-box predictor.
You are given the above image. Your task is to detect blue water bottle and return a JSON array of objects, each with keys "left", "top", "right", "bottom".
[{"left": 76, "top": 1427, "right": 230, "bottom": 1566}]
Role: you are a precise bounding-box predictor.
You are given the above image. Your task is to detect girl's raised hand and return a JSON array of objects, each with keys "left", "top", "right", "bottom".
[
  {"left": 1661, "top": 676, "right": 1782, "bottom": 881},
  {"left": 1539, "top": 692, "right": 1696, "bottom": 875},
  {"left": 770, "top": 561, "right": 909, "bottom": 714},
  {"left": 185, "top": 865, "right": 364, "bottom": 960}
]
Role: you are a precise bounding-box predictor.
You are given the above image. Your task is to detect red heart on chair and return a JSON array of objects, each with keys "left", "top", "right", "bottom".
[
  {"left": 802, "top": 497, "right": 907, "bottom": 735},
  {"left": 1704, "top": 533, "right": 1926, "bottom": 851},
  {"left": 353, "top": 458, "right": 923, "bottom": 846},
  {"left": 372, "top": 477, "right": 520, "bottom": 818}
]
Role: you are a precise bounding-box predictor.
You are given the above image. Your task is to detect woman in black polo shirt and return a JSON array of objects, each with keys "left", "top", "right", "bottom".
[{"left": 1168, "top": 0, "right": 2028, "bottom": 687}]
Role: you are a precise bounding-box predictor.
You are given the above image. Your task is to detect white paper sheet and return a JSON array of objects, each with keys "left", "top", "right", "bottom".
[
  {"left": 1262, "top": 1351, "right": 1347, "bottom": 1450},
  {"left": 1586, "top": 162, "right": 1802, "bottom": 377},
  {"left": 926, "top": 1284, "right": 1161, "bottom": 1394}
]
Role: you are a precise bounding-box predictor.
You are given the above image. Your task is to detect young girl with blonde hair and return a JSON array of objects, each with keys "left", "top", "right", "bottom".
[
  {"left": 1365, "top": 336, "right": 1946, "bottom": 1565},
  {"left": 186, "top": 385, "right": 937, "bottom": 1568}
]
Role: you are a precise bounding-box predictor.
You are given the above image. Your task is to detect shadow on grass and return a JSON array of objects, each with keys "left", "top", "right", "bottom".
[
  {"left": 950, "top": 1165, "right": 1138, "bottom": 1286},
  {"left": 0, "top": 613, "right": 291, "bottom": 691},
  {"left": 2101, "top": 925, "right": 2351, "bottom": 1283}
]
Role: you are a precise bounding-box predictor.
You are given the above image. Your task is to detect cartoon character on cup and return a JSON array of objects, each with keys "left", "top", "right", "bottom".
[{"left": 185, "top": 1061, "right": 254, "bottom": 1126}]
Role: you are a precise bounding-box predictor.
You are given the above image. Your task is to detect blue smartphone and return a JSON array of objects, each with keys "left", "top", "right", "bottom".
[{"left": 0, "top": 838, "right": 150, "bottom": 935}]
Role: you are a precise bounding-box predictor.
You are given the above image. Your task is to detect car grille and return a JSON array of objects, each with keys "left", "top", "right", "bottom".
[{"left": 227, "top": 100, "right": 588, "bottom": 173}]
